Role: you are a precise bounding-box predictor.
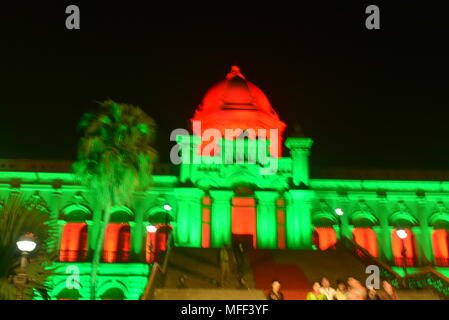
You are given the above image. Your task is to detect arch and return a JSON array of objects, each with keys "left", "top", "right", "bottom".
[
  {"left": 312, "top": 210, "right": 337, "bottom": 227},
  {"left": 98, "top": 280, "right": 128, "bottom": 300},
  {"left": 429, "top": 212, "right": 449, "bottom": 229},
  {"left": 61, "top": 204, "right": 92, "bottom": 221},
  {"left": 110, "top": 206, "right": 134, "bottom": 223},
  {"left": 389, "top": 211, "right": 418, "bottom": 228},
  {"left": 146, "top": 207, "right": 175, "bottom": 222},
  {"left": 349, "top": 211, "right": 379, "bottom": 227},
  {"left": 53, "top": 280, "right": 83, "bottom": 300}
]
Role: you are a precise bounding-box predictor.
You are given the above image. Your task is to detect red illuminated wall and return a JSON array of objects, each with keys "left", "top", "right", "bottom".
[
  {"left": 276, "top": 199, "right": 286, "bottom": 250},
  {"left": 353, "top": 228, "right": 378, "bottom": 258},
  {"left": 313, "top": 227, "right": 337, "bottom": 251},
  {"left": 432, "top": 229, "right": 449, "bottom": 267},
  {"left": 145, "top": 225, "right": 172, "bottom": 263},
  {"left": 103, "top": 223, "right": 130, "bottom": 263},
  {"left": 59, "top": 223, "right": 88, "bottom": 262},
  {"left": 232, "top": 197, "right": 257, "bottom": 248},
  {"left": 201, "top": 196, "right": 211, "bottom": 248},
  {"left": 392, "top": 228, "right": 416, "bottom": 267}
]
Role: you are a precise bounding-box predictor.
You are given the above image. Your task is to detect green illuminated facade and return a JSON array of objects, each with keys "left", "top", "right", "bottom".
[{"left": 3, "top": 66, "right": 449, "bottom": 299}]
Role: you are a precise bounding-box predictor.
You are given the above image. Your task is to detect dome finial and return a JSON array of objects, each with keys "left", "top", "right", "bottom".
[{"left": 226, "top": 65, "right": 245, "bottom": 80}]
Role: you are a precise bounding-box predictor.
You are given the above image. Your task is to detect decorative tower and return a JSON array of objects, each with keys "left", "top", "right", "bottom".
[{"left": 285, "top": 124, "right": 313, "bottom": 187}]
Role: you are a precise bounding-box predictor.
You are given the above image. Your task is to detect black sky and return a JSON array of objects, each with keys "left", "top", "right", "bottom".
[{"left": 0, "top": 3, "right": 448, "bottom": 171}]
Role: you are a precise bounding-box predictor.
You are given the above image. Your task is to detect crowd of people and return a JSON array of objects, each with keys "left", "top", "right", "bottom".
[{"left": 267, "top": 277, "right": 398, "bottom": 300}]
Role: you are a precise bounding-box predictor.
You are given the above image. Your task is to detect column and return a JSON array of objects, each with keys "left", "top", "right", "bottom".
[
  {"left": 377, "top": 198, "right": 393, "bottom": 262},
  {"left": 177, "top": 135, "right": 201, "bottom": 183},
  {"left": 254, "top": 191, "right": 278, "bottom": 249},
  {"left": 188, "top": 189, "right": 205, "bottom": 248},
  {"left": 416, "top": 199, "right": 434, "bottom": 264},
  {"left": 174, "top": 188, "right": 203, "bottom": 247},
  {"left": 130, "top": 193, "right": 146, "bottom": 261},
  {"left": 285, "top": 190, "right": 314, "bottom": 249},
  {"left": 174, "top": 189, "right": 191, "bottom": 246},
  {"left": 210, "top": 190, "right": 233, "bottom": 248},
  {"left": 285, "top": 137, "right": 313, "bottom": 187},
  {"left": 336, "top": 196, "right": 352, "bottom": 240},
  {"left": 49, "top": 191, "right": 63, "bottom": 253}
]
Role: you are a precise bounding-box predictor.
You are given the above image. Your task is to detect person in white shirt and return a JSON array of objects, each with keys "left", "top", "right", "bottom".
[{"left": 319, "top": 277, "right": 336, "bottom": 300}]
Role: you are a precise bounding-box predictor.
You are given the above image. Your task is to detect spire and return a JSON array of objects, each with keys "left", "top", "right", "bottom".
[{"left": 226, "top": 65, "right": 245, "bottom": 80}]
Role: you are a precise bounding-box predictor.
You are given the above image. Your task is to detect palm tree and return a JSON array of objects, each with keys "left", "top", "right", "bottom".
[
  {"left": 0, "top": 196, "right": 57, "bottom": 300},
  {"left": 73, "top": 99, "right": 156, "bottom": 300}
]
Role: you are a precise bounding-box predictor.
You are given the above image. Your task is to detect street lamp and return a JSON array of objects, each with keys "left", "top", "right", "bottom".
[
  {"left": 396, "top": 229, "right": 408, "bottom": 276},
  {"left": 335, "top": 208, "right": 344, "bottom": 241},
  {"left": 14, "top": 233, "right": 37, "bottom": 300}
]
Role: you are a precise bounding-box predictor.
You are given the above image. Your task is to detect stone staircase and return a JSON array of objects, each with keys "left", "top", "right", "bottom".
[
  {"left": 154, "top": 288, "right": 266, "bottom": 300},
  {"left": 163, "top": 247, "right": 255, "bottom": 289},
  {"left": 149, "top": 245, "right": 444, "bottom": 300}
]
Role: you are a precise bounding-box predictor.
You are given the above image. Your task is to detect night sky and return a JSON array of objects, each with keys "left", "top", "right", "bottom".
[{"left": 1, "top": 3, "right": 448, "bottom": 172}]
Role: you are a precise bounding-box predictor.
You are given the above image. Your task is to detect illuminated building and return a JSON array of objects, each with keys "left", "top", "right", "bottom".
[{"left": 2, "top": 66, "right": 449, "bottom": 299}]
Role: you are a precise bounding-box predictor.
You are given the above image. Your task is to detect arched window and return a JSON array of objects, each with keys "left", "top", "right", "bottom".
[
  {"left": 146, "top": 224, "right": 173, "bottom": 263},
  {"left": 352, "top": 228, "right": 378, "bottom": 258},
  {"left": 392, "top": 228, "right": 417, "bottom": 267},
  {"left": 432, "top": 229, "right": 449, "bottom": 267},
  {"left": 103, "top": 223, "right": 131, "bottom": 263},
  {"left": 59, "top": 223, "right": 88, "bottom": 262},
  {"left": 100, "top": 287, "right": 126, "bottom": 300},
  {"left": 56, "top": 288, "right": 82, "bottom": 300},
  {"left": 313, "top": 227, "right": 337, "bottom": 250}
]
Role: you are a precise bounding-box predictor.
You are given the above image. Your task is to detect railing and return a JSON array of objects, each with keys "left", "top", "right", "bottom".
[
  {"left": 340, "top": 237, "right": 403, "bottom": 288},
  {"left": 434, "top": 258, "right": 449, "bottom": 267},
  {"left": 394, "top": 257, "right": 418, "bottom": 268},
  {"left": 340, "top": 237, "right": 449, "bottom": 299},
  {"left": 141, "top": 233, "right": 173, "bottom": 300}
]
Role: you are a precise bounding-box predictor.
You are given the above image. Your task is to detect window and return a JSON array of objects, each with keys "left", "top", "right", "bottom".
[
  {"left": 432, "top": 229, "right": 449, "bottom": 267},
  {"left": 103, "top": 223, "right": 130, "bottom": 263},
  {"left": 352, "top": 228, "right": 378, "bottom": 258},
  {"left": 313, "top": 227, "right": 337, "bottom": 251},
  {"left": 392, "top": 228, "right": 417, "bottom": 267},
  {"left": 146, "top": 224, "right": 172, "bottom": 263},
  {"left": 59, "top": 223, "right": 88, "bottom": 262}
]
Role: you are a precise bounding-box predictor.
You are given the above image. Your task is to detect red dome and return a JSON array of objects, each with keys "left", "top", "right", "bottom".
[
  {"left": 194, "top": 66, "right": 280, "bottom": 117},
  {"left": 191, "top": 66, "right": 287, "bottom": 157}
]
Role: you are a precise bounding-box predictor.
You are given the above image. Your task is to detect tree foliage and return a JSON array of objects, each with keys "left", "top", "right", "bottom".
[
  {"left": 72, "top": 99, "right": 157, "bottom": 299},
  {"left": 0, "top": 196, "right": 57, "bottom": 300}
]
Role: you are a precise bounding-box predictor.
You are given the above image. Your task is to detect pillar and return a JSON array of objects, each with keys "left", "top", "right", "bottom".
[
  {"left": 254, "top": 191, "right": 278, "bottom": 249},
  {"left": 376, "top": 198, "right": 393, "bottom": 262},
  {"left": 285, "top": 137, "right": 313, "bottom": 187},
  {"left": 335, "top": 197, "right": 352, "bottom": 240},
  {"left": 49, "top": 191, "right": 63, "bottom": 252},
  {"left": 210, "top": 190, "right": 233, "bottom": 248},
  {"left": 285, "top": 190, "right": 314, "bottom": 249},
  {"left": 177, "top": 135, "right": 201, "bottom": 183},
  {"left": 130, "top": 193, "right": 146, "bottom": 261},
  {"left": 416, "top": 199, "right": 434, "bottom": 265},
  {"left": 188, "top": 189, "right": 204, "bottom": 248},
  {"left": 174, "top": 188, "right": 203, "bottom": 247}
]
